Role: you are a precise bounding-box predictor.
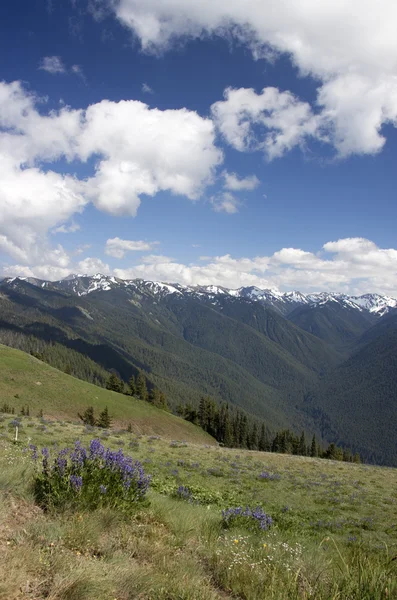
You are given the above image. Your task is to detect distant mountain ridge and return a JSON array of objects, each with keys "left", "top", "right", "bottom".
[{"left": 4, "top": 273, "right": 397, "bottom": 317}]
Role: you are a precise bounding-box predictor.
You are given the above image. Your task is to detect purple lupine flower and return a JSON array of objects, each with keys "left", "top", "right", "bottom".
[
  {"left": 259, "top": 471, "right": 280, "bottom": 481},
  {"left": 99, "top": 485, "right": 107, "bottom": 494},
  {"left": 89, "top": 438, "right": 105, "bottom": 460},
  {"left": 29, "top": 444, "right": 38, "bottom": 461},
  {"left": 176, "top": 485, "right": 192, "bottom": 501},
  {"left": 70, "top": 474, "right": 83, "bottom": 492},
  {"left": 222, "top": 506, "right": 272, "bottom": 531},
  {"left": 57, "top": 456, "right": 67, "bottom": 475},
  {"left": 41, "top": 447, "right": 49, "bottom": 470},
  {"left": 70, "top": 441, "right": 87, "bottom": 466}
]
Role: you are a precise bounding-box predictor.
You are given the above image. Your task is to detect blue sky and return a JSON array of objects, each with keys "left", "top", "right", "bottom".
[{"left": 1, "top": 0, "right": 397, "bottom": 294}]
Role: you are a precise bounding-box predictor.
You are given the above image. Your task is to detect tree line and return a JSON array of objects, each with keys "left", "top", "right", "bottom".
[
  {"left": 177, "top": 397, "right": 360, "bottom": 463},
  {"left": 105, "top": 371, "right": 168, "bottom": 411}
]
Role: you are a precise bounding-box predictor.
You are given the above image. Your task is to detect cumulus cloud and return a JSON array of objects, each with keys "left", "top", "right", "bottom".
[
  {"left": 223, "top": 171, "right": 259, "bottom": 191},
  {"left": 39, "top": 56, "right": 66, "bottom": 74},
  {"left": 105, "top": 237, "right": 158, "bottom": 258},
  {"left": 212, "top": 87, "right": 323, "bottom": 159},
  {"left": 99, "top": 0, "right": 397, "bottom": 156},
  {"left": 77, "top": 256, "right": 110, "bottom": 275},
  {"left": 110, "top": 237, "right": 397, "bottom": 296},
  {"left": 0, "top": 80, "right": 222, "bottom": 274}
]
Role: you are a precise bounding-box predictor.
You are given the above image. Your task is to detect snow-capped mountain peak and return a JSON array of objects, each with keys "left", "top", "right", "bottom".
[{"left": 2, "top": 274, "right": 396, "bottom": 317}]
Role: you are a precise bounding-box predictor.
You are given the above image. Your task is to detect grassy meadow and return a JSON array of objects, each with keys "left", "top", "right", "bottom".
[
  {"left": 0, "top": 344, "right": 214, "bottom": 445},
  {"left": 0, "top": 413, "right": 396, "bottom": 600}
]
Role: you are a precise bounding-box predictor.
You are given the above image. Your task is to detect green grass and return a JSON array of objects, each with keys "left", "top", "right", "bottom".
[
  {"left": 0, "top": 344, "right": 215, "bottom": 444},
  {"left": 1, "top": 416, "right": 396, "bottom": 599}
]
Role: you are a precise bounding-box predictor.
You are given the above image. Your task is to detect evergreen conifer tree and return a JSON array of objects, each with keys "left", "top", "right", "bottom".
[
  {"left": 250, "top": 422, "right": 259, "bottom": 450},
  {"left": 223, "top": 411, "right": 234, "bottom": 447},
  {"left": 299, "top": 431, "right": 307, "bottom": 456},
  {"left": 259, "top": 423, "right": 268, "bottom": 452},
  {"left": 97, "top": 406, "right": 111, "bottom": 428},
  {"left": 128, "top": 375, "right": 136, "bottom": 396},
  {"left": 136, "top": 371, "right": 148, "bottom": 401},
  {"left": 310, "top": 434, "right": 318, "bottom": 457},
  {"left": 78, "top": 406, "right": 96, "bottom": 426},
  {"left": 106, "top": 373, "right": 123, "bottom": 393},
  {"left": 159, "top": 392, "right": 168, "bottom": 410}
]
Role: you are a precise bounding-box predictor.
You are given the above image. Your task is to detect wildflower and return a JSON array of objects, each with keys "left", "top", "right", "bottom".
[
  {"left": 234, "top": 539, "right": 239, "bottom": 544},
  {"left": 99, "top": 485, "right": 107, "bottom": 494},
  {"left": 70, "top": 474, "right": 83, "bottom": 492},
  {"left": 263, "top": 543, "right": 267, "bottom": 548},
  {"left": 29, "top": 444, "right": 38, "bottom": 461},
  {"left": 41, "top": 447, "right": 49, "bottom": 470}
]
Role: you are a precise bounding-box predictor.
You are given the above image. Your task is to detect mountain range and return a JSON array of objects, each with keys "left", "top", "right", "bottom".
[
  {"left": 0, "top": 273, "right": 396, "bottom": 466},
  {"left": 8, "top": 273, "right": 396, "bottom": 316}
]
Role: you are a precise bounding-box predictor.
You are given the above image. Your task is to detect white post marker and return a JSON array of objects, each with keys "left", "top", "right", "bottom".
[{"left": 15, "top": 425, "right": 18, "bottom": 442}]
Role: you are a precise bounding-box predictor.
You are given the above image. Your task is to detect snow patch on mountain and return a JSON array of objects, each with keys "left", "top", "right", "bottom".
[{"left": 2, "top": 274, "right": 396, "bottom": 317}]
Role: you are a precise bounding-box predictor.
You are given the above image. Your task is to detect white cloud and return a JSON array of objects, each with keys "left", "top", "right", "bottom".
[
  {"left": 210, "top": 191, "right": 240, "bottom": 214},
  {"left": 142, "top": 83, "right": 154, "bottom": 94},
  {"left": 77, "top": 256, "right": 110, "bottom": 274},
  {"left": 140, "top": 254, "right": 173, "bottom": 264},
  {"left": 111, "top": 237, "right": 397, "bottom": 296},
  {"left": 80, "top": 99, "right": 222, "bottom": 215},
  {"left": 223, "top": 171, "right": 260, "bottom": 191},
  {"left": 39, "top": 56, "right": 66, "bottom": 74},
  {"left": 101, "top": 0, "right": 397, "bottom": 156},
  {"left": 105, "top": 237, "right": 158, "bottom": 258},
  {"left": 0, "top": 80, "right": 222, "bottom": 273},
  {"left": 212, "top": 87, "right": 323, "bottom": 159}
]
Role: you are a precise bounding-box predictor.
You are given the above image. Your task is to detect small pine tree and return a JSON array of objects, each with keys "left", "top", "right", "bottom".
[
  {"left": 249, "top": 423, "right": 259, "bottom": 450},
  {"left": 149, "top": 387, "right": 161, "bottom": 406},
  {"left": 175, "top": 403, "right": 185, "bottom": 416},
  {"left": 159, "top": 392, "right": 168, "bottom": 410},
  {"left": 106, "top": 373, "right": 123, "bottom": 393},
  {"left": 97, "top": 406, "right": 111, "bottom": 429},
  {"left": 258, "top": 423, "right": 268, "bottom": 452},
  {"left": 223, "top": 414, "right": 234, "bottom": 447},
  {"left": 310, "top": 434, "right": 318, "bottom": 457},
  {"left": 78, "top": 406, "right": 96, "bottom": 426},
  {"left": 127, "top": 423, "right": 132, "bottom": 433},
  {"left": 128, "top": 375, "right": 136, "bottom": 396},
  {"left": 298, "top": 431, "right": 307, "bottom": 456},
  {"left": 136, "top": 371, "right": 148, "bottom": 401}
]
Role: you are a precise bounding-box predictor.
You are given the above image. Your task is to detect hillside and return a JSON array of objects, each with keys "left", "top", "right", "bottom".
[
  {"left": 0, "top": 278, "right": 341, "bottom": 430},
  {"left": 0, "top": 345, "right": 215, "bottom": 444},
  {"left": 307, "top": 323, "right": 397, "bottom": 465},
  {"left": 287, "top": 300, "right": 376, "bottom": 350}
]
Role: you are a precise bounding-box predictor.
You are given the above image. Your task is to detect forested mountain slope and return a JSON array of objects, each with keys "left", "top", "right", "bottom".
[
  {"left": 1, "top": 275, "right": 396, "bottom": 464},
  {"left": 306, "top": 320, "right": 397, "bottom": 465}
]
